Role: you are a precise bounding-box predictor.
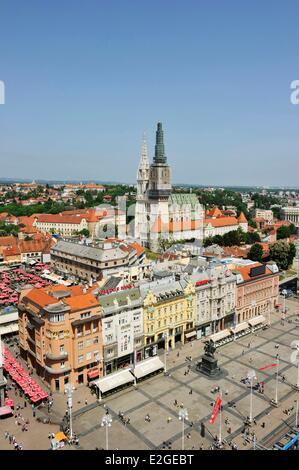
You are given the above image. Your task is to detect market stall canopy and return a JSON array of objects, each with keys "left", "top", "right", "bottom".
[
  {"left": 248, "top": 315, "right": 265, "bottom": 327},
  {"left": 0, "top": 405, "right": 13, "bottom": 417},
  {"left": 133, "top": 356, "right": 164, "bottom": 379},
  {"left": 230, "top": 322, "right": 249, "bottom": 334},
  {"left": 93, "top": 369, "right": 134, "bottom": 394},
  {"left": 210, "top": 329, "right": 231, "bottom": 343}
]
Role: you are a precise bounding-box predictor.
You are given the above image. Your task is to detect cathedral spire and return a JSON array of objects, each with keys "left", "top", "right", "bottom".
[
  {"left": 140, "top": 130, "right": 149, "bottom": 168},
  {"left": 154, "top": 122, "right": 166, "bottom": 163}
]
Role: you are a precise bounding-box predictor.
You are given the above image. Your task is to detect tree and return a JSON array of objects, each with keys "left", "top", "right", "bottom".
[
  {"left": 247, "top": 243, "right": 263, "bottom": 262},
  {"left": 269, "top": 240, "right": 296, "bottom": 270},
  {"left": 78, "top": 229, "right": 90, "bottom": 237},
  {"left": 277, "top": 224, "right": 298, "bottom": 240},
  {"left": 203, "top": 237, "right": 214, "bottom": 247},
  {"left": 223, "top": 230, "right": 241, "bottom": 247}
]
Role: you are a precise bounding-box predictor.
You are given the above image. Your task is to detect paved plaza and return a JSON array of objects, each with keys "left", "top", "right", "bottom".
[{"left": 1, "top": 295, "right": 299, "bottom": 450}]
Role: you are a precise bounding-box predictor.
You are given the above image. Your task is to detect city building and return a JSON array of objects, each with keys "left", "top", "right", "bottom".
[
  {"left": 0, "top": 306, "right": 19, "bottom": 337},
  {"left": 203, "top": 207, "right": 248, "bottom": 238},
  {"left": 251, "top": 208, "right": 274, "bottom": 223},
  {"left": 33, "top": 208, "right": 126, "bottom": 239},
  {"left": 134, "top": 124, "right": 204, "bottom": 251},
  {"left": 281, "top": 207, "right": 299, "bottom": 226},
  {"left": 96, "top": 287, "right": 143, "bottom": 375},
  {"left": 18, "top": 284, "right": 103, "bottom": 392},
  {"left": 141, "top": 276, "right": 196, "bottom": 357},
  {"left": 51, "top": 239, "right": 145, "bottom": 282},
  {"left": 233, "top": 262, "right": 279, "bottom": 323},
  {"left": 189, "top": 265, "right": 237, "bottom": 338}
]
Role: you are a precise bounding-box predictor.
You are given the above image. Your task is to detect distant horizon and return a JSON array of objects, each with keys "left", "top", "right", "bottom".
[{"left": 0, "top": 176, "right": 298, "bottom": 191}]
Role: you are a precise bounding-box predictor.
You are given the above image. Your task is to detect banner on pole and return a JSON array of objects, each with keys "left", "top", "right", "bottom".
[
  {"left": 259, "top": 363, "right": 278, "bottom": 371},
  {"left": 209, "top": 397, "right": 222, "bottom": 424}
]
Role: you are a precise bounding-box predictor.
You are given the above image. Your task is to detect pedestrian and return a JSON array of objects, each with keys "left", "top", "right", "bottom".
[
  {"left": 33, "top": 409, "right": 36, "bottom": 418},
  {"left": 189, "top": 389, "right": 193, "bottom": 395},
  {"left": 24, "top": 401, "right": 27, "bottom": 408},
  {"left": 167, "top": 417, "right": 172, "bottom": 423},
  {"left": 85, "top": 399, "right": 88, "bottom": 405}
]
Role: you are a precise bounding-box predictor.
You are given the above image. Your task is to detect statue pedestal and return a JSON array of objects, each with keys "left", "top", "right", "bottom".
[{"left": 197, "top": 354, "right": 221, "bottom": 377}]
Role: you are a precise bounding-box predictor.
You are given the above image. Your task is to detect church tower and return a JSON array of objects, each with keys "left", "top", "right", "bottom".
[
  {"left": 136, "top": 131, "right": 150, "bottom": 199},
  {"left": 134, "top": 132, "right": 150, "bottom": 241},
  {"left": 148, "top": 122, "right": 172, "bottom": 200}
]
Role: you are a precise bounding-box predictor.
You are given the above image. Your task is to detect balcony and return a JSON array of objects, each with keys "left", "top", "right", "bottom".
[
  {"left": 44, "top": 365, "right": 71, "bottom": 375},
  {"left": 45, "top": 351, "right": 68, "bottom": 361}
]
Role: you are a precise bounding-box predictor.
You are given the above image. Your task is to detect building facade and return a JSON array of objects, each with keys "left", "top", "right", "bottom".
[
  {"left": 51, "top": 239, "right": 145, "bottom": 281},
  {"left": 203, "top": 207, "right": 248, "bottom": 238},
  {"left": 98, "top": 287, "right": 143, "bottom": 375},
  {"left": 281, "top": 207, "right": 299, "bottom": 226},
  {"left": 141, "top": 278, "right": 196, "bottom": 357},
  {"left": 18, "top": 285, "right": 103, "bottom": 392},
  {"left": 234, "top": 262, "right": 279, "bottom": 323},
  {"left": 190, "top": 265, "right": 236, "bottom": 338}
]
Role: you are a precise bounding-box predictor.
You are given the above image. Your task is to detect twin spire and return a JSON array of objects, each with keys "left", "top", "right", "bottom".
[{"left": 138, "top": 122, "right": 166, "bottom": 172}]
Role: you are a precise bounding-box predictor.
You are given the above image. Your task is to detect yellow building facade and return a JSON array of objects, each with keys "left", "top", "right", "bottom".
[{"left": 143, "top": 281, "right": 196, "bottom": 357}]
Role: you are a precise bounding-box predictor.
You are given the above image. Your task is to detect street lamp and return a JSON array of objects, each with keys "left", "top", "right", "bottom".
[
  {"left": 282, "top": 289, "right": 287, "bottom": 319},
  {"left": 163, "top": 332, "right": 168, "bottom": 373},
  {"left": 101, "top": 414, "right": 112, "bottom": 450},
  {"left": 247, "top": 370, "right": 257, "bottom": 425},
  {"left": 271, "top": 354, "right": 280, "bottom": 407},
  {"left": 178, "top": 408, "right": 188, "bottom": 450},
  {"left": 64, "top": 383, "right": 74, "bottom": 440}
]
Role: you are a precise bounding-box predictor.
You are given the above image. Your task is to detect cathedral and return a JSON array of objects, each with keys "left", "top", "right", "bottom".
[{"left": 134, "top": 122, "right": 204, "bottom": 251}]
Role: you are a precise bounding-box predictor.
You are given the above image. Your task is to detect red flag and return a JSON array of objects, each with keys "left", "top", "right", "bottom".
[
  {"left": 259, "top": 363, "right": 277, "bottom": 371},
  {"left": 209, "top": 397, "right": 222, "bottom": 424}
]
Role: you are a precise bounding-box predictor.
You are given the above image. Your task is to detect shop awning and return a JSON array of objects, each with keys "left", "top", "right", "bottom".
[
  {"left": 185, "top": 331, "right": 197, "bottom": 339},
  {"left": 87, "top": 368, "right": 99, "bottom": 379},
  {"left": 93, "top": 369, "right": 134, "bottom": 394},
  {"left": 0, "top": 323, "right": 19, "bottom": 335},
  {"left": 210, "top": 329, "right": 231, "bottom": 342},
  {"left": 248, "top": 315, "right": 265, "bottom": 327},
  {"left": 0, "top": 405, "right": 13, "bottom": 417},
  {"left": 133, "top": 356, "right": 164, "bottom": 379},
  {"left": 230, "top": 322, "right": 249, "bottom": 334}
]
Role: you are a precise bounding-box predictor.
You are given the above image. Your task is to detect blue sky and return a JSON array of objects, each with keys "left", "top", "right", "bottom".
[{"left": 0, "top": 0, "right": 298, "bottom": 186}]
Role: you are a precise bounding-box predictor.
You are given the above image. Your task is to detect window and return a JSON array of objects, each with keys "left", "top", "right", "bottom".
[
  {"left": 80, "top": 312, "right": 91, "bottom": 319},
  {"left": 86, "top": 339, "right": 92, "bottom": 347},
  {"left": 76, "top": 327, "right": 83, "bottom": 337},
  {"left": 86, "top": 352, "right": 92, "bottom": 360},
  {"left": 58, "top": 331, "right": 64, "bottom": 339},
  {"left": 78, "top": 355, "right": 83, "bottom": 363},
  {"left": 93, "top": 337, "right": 99, "bottom": 344},
  {"left": 78, "top": 341, "right": 83, "bottom": 350},
  {"left": 60, "top": 361, "right": 65, "bottom": 369},
  {"left": 49, "top": 313, "right": 64, "bottom": 323},
  {"left": 60, "top": 345, "right": 64, "bottom": 353}
]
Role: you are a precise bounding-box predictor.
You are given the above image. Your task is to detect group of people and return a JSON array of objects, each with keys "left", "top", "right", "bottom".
[
  {"left": 4, "top": 431, "right": 23, "bottom": 450},
  {"left": 118, "top": 411, "right": 130, "bottom": 426}
]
